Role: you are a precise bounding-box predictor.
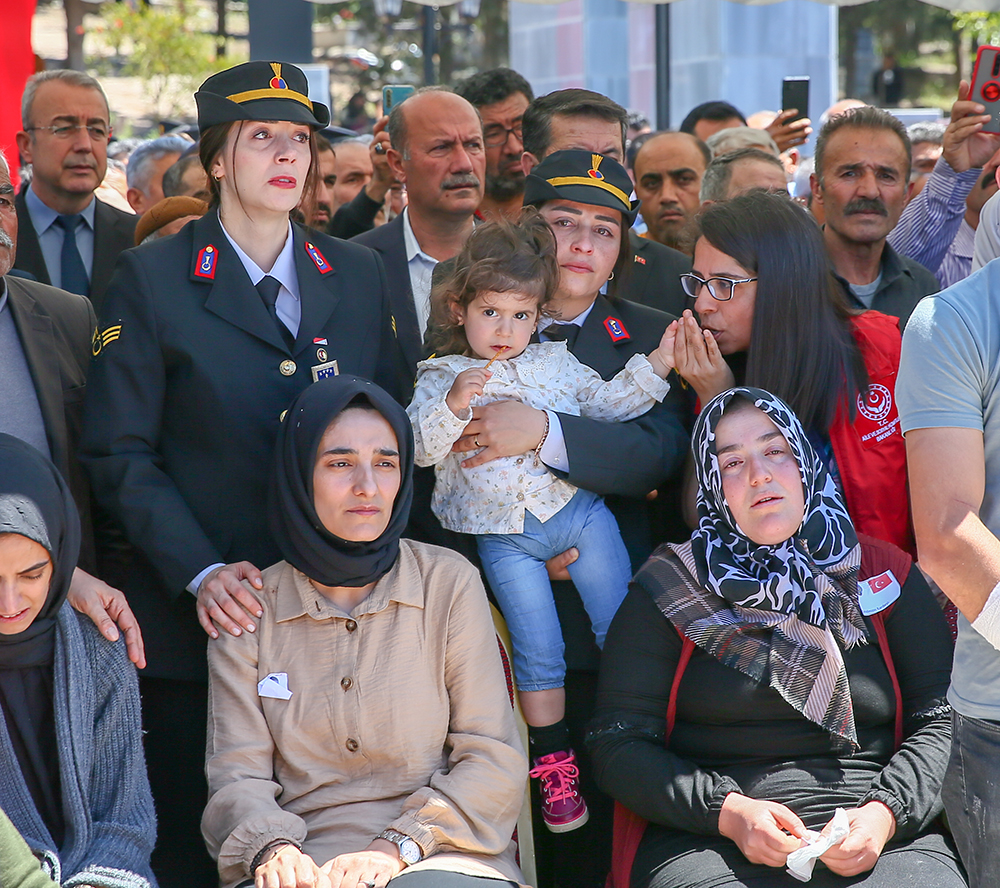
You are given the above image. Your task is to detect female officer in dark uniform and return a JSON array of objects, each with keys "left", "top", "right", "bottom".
[{"left": 80, "top": 61, "right": 398, "bottom": 888}]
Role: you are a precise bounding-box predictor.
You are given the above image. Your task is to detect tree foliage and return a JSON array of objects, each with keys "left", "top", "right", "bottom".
[{"left": 93, "top": 2, "right": 231, "bottom": 117}]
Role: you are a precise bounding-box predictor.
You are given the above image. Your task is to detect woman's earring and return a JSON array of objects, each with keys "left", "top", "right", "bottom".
[{"left": 608, "top": 271, "right": 615, "bottom": 281}]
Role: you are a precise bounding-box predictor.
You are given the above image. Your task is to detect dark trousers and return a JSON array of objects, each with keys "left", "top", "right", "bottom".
[
  {"left": 141, "top": 676, "right": 218, "bottom": 888},
  {"left": 943, "top": 710, "right": 1000, "bottom": 888}
]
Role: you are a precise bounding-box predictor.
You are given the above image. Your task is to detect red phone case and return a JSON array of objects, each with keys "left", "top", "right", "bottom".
[{"left": 970, "top": 45, "right": 1000, "bottom": 135}]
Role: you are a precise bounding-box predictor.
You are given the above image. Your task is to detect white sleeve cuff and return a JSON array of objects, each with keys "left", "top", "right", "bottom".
[
  {"left": 539, "top": 410, "right": 569, "bottom": 472},
  {"left": 188, "top": 563, "right": 226, "bottom": 597},
  {"left": 972, "top": 579, "right": 1000, "bottom": 652}
]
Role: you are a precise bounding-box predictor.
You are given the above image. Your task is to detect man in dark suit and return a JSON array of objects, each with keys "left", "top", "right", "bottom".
[
  {"left": 353, "top": 87, "right": 485, "bottom": 395},
  {"left": 521, "top": 88, "right": 692, "bottom": 316},
  {"left": 0, "top": 151, "right": 144, "bottom": 664},
  {"left": 14, "top": 70, "right": 137, "bottom": 313}
]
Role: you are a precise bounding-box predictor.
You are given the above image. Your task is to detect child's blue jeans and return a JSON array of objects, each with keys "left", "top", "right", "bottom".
[{"left": 476, "top": 488, "right": 632, "bottom": 692}]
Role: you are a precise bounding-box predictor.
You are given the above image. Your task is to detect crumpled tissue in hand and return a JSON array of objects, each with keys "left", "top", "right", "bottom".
[{"left": 785, "top": 808, "right": 850, "bottom": 882}]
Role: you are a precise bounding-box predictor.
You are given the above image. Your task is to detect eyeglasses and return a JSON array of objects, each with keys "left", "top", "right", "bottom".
[
  {"left": 27, "top": 123, "right": 111, "bottom": 141},
  {"left": 680, "top": 273, "right": 757, "bottom": 302},
  {"left": 483, "top": 123, "right": 522, "bottom": 148}
]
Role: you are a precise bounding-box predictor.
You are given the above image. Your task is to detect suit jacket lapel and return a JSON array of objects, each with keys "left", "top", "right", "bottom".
[
  {"left": 375, "top": 216, "right": 423, "bottom": 368},
  {"left": 574, "top": 294, "right": 628, "bottom": 379},
  {"left": 91, "top": 198, "right": 128, "bottom": 294},
  {"left": 196, "top": 213, "right": 290, "bottom": 352},
  {"left": 292, "top": 224, "right": 340, "bottom": 356},
  {"left": 6, "top": 277, "right": 67, "bottom": 464},
  {"left": 13, "top": 190, "right": 52, "bottom": 285}
]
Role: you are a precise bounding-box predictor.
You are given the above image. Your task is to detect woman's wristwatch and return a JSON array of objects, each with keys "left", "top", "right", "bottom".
[{"left": 377, "top": 829, "right": 423, "bottom": 866}]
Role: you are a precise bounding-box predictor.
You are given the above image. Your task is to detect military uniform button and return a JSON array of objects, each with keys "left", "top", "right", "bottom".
[
  {"left": 341, "top": 677, "right": 353, "bottom": 691},
  {"left": 346, "top": 738, "right": 359, "bottom": 752},
  {"left": 280, "top": 360, "right": 296, "bottom": 376},
  {"left": 345, "top": 620, "right": 358, "bottom": 632}
]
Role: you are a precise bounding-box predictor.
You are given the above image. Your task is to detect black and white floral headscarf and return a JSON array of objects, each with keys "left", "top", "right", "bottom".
[{"left": 666, "top": 388, "right": 867, "bottom": 749}]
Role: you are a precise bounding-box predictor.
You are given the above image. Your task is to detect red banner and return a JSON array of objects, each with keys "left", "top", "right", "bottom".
[{"left": 0, "top": 0, "right": 37, "bottom": 185}]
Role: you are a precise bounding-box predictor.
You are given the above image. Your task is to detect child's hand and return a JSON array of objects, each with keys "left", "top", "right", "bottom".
[
  {"left": 646, "top": 320, "right": 678, "bottom": 378},
  {"left": 446, "top": 368, "right": 492, "bottom": 416}
]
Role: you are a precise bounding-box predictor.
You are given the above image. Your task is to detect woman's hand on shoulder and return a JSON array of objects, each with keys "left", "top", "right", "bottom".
[
  {"left": 320, "top": 839, "right": 404, "bottom": 888},
  {"left": 197, "top": 562, "right": 265, "bottom": 640},
  {"left": 255, "top": 844, "right": 330, "bottom": 888},
  {"left": 718, "top": 792, "right": 807, "bottom": 868},
  {"left": 672, "top": 311, "right": 734, "bottom": 407},
  {"left": 819, "top": 802, "right": 896, "bottom": 877},
  {"left": 68, "top": 567, "right": 146, "bottom": 668}
]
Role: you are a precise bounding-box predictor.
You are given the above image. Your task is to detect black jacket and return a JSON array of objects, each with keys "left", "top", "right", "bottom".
[
  {"left": 833, "top": 241, "right": 939, "bottom": 329},
  {"left": 615, "top": 231, "right": 691, "bottom": 317},
  {"left": 80, "top": 211, "right": 397, "bottom": 680},
  {"left": 352, "top": 213, "right": 423, "bottom": 395},
  {"left": 5, "top": 275, "right": 97, "bottom": 568},
  {"left": 13, "top": 189, "right": 138, "bottom": 314}
]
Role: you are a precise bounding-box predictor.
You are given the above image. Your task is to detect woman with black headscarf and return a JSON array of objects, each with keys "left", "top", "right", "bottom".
[
  {"left": 587, "top": 389, "right": 963, "bottom": 888},
  {"left": 0, "top": 434, "right": 156, "bottom": 888},
  {"left": 202, "top": 375, "right": 527, "bottom": 888}
]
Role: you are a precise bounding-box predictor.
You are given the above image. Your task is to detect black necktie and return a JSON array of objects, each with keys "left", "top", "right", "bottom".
[
  {"left": 55, "top": 214, "right": 90, "bottom": 297},
  {"left": 256, "top": 275, "right": 294, "bottom": 350},
  {"left": 544, "top": 322, "right": 580, "bottom": 349}
]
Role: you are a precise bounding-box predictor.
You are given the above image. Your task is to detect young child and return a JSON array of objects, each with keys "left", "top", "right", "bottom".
[{"left": 407, "top": 213, "right": 674, "bottom": 833}]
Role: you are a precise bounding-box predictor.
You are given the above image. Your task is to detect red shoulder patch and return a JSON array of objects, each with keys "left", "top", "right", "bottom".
[
  {"left": 194, "top": 244, "right": 218, "bottom": 279},
  {"left": 604, "top": 316, "right": 630, "bottom": 342},
  {"left": 305, "top": 241, "right": 333, "bottom": 274}
]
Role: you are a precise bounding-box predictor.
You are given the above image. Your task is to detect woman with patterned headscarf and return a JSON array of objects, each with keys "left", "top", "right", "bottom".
[{"left": 587, "top": 389, "right": 963, "bottom": 888}]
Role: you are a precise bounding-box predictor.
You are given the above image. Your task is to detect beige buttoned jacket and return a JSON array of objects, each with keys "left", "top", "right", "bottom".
[{"left": 202, "top": 540, "right": 528, "bottom": 887}]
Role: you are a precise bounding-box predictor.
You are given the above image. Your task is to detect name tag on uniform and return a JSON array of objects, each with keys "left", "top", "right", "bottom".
[
  {"left": 858, "top": 570, "right": 901, "bottom": 616},
  {"left": 311, "top": 359, "right": 339, "bottom": 383}
]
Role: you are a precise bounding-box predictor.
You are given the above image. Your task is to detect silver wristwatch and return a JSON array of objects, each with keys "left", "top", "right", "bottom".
[{"left": 377, "top": 829, "right": 423, "bottom": 866}]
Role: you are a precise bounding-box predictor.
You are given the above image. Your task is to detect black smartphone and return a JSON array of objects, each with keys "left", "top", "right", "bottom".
[
  {"left": 781, "top": 77, "right": 810, "bottom": 124},
  {"left": 970, "top": 45, "right": 1000, "bottom": 135},
  {"left": 382, "top": 85, "right": 415, "bottom": 115}
]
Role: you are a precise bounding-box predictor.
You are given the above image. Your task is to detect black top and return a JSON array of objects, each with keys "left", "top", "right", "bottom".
[
  {"left": 587, "top": 560, "right": 953, "bottom": 838},
  {"left": 80, "top": 211, "right": 397, "bottom": 681}
]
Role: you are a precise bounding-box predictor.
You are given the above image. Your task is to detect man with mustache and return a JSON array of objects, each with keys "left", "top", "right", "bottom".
[
  {"left": 13, "top": 70, "right": 137, "bottom": 312},
  {"left": 456, "top": 67, "right": 533, "bottom": 220},
  {"left": 353, "top": 87, "right": 485, "bottom": 393},
  {"left": 811, "top": 105, "right": 938, "bottom": 328}
]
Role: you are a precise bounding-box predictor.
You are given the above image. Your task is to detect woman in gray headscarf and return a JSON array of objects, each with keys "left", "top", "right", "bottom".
[{"left": 0, "top": 434, "right": 156, "bottom": 888}]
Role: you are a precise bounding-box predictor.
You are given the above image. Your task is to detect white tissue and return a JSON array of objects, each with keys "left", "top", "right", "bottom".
[
  {"left": 785, "top": 808, "right": 850, "bottom": 882},
  {"left": 257, "top": 672, "right": 293, "bottom": 700}
]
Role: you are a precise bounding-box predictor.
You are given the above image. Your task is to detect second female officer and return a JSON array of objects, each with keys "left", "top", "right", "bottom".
[{"left": 80, "top": 61, "right": 398, "bottom": 888}]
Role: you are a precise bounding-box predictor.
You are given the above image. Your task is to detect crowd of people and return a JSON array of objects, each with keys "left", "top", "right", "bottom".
[{"left": 2, "top": 52, "right": 1000, "bottom": 888}]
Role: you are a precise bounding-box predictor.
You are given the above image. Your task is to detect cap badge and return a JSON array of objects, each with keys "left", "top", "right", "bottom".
[
  {"left": 269, "top": 63, "right": 287, "bottom": 90},
  {"left": 589, "top": 154, "right": 605, "bottom": 180}
]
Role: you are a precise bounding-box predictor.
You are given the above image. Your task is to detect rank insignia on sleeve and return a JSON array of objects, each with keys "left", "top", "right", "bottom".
[
  {"left": 195, "top": 244, "right": 218, "bottom": 279},
  {"left": 92, "top": 323, "right": 122, "bottom": 356},
  {"left": 604, "top": 316, "right": 630, "bottom": 342},
  {"left": 305, "top": 241, "right": 333, "bottom": 274}
]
